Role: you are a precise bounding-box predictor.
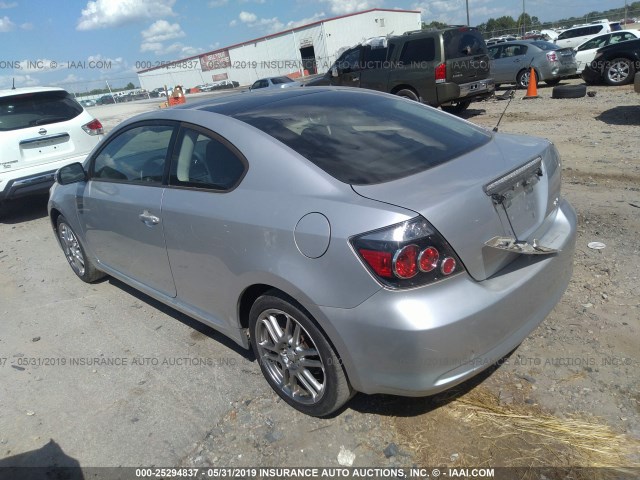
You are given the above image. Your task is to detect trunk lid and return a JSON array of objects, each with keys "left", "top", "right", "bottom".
[{"left": 352, "top": 133, "right": 562, "bottom": 281}]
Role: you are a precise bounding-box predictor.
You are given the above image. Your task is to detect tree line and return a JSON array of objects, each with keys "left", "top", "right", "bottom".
[{"left": 422, "top": 1, "right": 640, "bottom": 37}]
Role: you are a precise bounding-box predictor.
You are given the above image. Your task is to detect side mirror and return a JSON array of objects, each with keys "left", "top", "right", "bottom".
[
  {"left": 331, "top": 66, "right": 339, "bottom": 77},
  {"left": 56, "top": 162, "right": 87, "bottom": 185}
]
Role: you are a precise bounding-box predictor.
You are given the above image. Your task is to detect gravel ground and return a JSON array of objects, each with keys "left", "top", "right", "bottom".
[{"left": 1, "top": 80, "right": 638, "bottom": 476}]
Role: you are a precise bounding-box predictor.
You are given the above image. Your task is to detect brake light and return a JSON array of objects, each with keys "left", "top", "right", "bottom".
[
  {"left": 82, "top": 119, "right": 103, "bottom": 136},
  {"left": 351, "top": 217, "right": 464, "bottom": 289},
  {"left": 435, "top": 63, "right": 447, "bottom": 83},
  {"left": 546, "top": 51, "right": 558, "bottom": 62}
]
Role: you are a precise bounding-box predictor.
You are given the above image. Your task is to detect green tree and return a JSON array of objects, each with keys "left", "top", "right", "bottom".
[
  {"left": 421, "top": 20, "right": 448, "bottom": 30},
  {"left": 125, "top": 82, "right": 135, "bottom": 90}
]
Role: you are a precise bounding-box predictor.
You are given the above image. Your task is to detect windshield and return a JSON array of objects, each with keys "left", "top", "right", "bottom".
[
  {"left": 0, "top": 90, "right": 82, "bottom": 132},
  {"left": 234, "top": 91, "right": 491, "bottom": 185}
]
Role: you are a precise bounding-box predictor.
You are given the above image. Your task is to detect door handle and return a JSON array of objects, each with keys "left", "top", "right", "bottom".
[
  {"left": 351, "top": 76, "right": 360, "bottom": 82},
  {"left": 139, "top": 210, "right": 160, "bottom": 225}
]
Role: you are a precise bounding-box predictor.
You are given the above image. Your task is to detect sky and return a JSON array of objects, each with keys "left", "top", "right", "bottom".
[{"left": 0, "top": 0, "right": 631, "bottom": 91}]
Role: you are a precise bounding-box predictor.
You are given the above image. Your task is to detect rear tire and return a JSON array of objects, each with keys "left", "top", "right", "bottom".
[
  {"left": 552, "top": 84, "right": 587, "bottom": 99},
  {"left": 441, "top": 100, "right": 471, "bottom": 114},
  {"left": 249, "top": 291, "right": 353, "bottom": 417},
  {"left": 56, "top": 215, "right": 105, "bottom": 283},
  {"left": 604, "top": 58, "right": 635, "bottom": 86},
  {"left": 395, "top": 88, "right": 419, "bottom": 101}
]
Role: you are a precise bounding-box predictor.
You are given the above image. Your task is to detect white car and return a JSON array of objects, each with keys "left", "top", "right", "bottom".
[
  {"left": 0, "top": 87, "right": 103, "bottom": 210},
  {"left": 574, "top": 29, "right": 640, "bottom": 73},
  {"left": 555, "top": 20, "right": 621, "bottom": 49}
]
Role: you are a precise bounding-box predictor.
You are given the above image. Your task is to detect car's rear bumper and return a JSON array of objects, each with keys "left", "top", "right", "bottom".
[
  {"left": 436, "top": 78, "right": 495, "bottom": 106},
  {"left": 0, "top": 154, "right": 91, "bottom": 202},
  {"left": 317, "top": 199, "right": 576, "bottom": 396}
]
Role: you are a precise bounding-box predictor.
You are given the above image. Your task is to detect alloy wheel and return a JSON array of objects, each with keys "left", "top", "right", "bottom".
[
  {"left": 254, "top": 308, "right": 326, "bottom": 405},
  {"left": 59, "top": 223, "right": 86, "bottom": 277}
]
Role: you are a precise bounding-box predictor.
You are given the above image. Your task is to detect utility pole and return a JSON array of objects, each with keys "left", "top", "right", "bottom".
[
  {"left": 522, "top": 0, "right": 526, "bottom": 35},
  {"left": 466, "top": 0, "right": 470, "bottom": 26},
  {"left": 625, "top": 0, "right": 628, "bottom": 24}
]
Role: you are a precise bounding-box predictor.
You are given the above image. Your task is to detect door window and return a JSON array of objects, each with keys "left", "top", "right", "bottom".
[
  {"left": 91, "top": 124, "right": 174, "bottom": 184},
  {"left": 399, "top": 37, "right": 436, "bottom": 63}
]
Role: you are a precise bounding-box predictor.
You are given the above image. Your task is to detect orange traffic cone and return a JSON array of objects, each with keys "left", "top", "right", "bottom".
[{"left": 523, "top": 67, "right": 539, "bottom": 99}]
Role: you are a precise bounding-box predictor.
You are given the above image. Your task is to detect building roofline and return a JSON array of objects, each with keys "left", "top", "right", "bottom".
[{"left": 137, "top": 8, "right": 420, "bottom": 74}]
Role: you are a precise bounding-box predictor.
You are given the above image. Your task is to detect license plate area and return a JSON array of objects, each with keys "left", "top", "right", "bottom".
[
  {"left": 20, "top": 133, "right": 71, "bottom": 159},
  {"left": 485, "top": 157, "right": 545, "bottom": 239}
]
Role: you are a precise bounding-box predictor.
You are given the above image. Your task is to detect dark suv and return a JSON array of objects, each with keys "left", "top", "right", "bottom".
[{"left": 307, "top": 27, "right": 494, "bottom": 113}]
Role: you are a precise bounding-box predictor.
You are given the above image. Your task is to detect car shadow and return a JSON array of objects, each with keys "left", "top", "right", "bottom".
[
  {"left": 458, "top": 107, "right": 486, "bottom": 119},
  {"left": 107, "top": 277, "right": 255, "bottom": 361},
  {"left": 596, "top": 105, "right": 640, "bottom": 126},
  {"left": 0, "top": 438, "right": 84, "bottom": 477},
  {"left": 0, "top": 195, "right": 49, "bottom": 224}
]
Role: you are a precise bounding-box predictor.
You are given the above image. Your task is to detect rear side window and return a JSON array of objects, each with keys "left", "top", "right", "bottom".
[
  {"left": 233, "top": 91, "right": 491, "bottom": 185},
  {"left": 170, "top": 127, "right": 245, "bottom": 191},
  {"left": 0, "top": 90, "right": 82, "bottom": 132},
  {"left": 443, "top": 29, "right": 487, "bottom": 59},
  {"left": 399, "top": 38, "right": 436, "bottom": 63}
]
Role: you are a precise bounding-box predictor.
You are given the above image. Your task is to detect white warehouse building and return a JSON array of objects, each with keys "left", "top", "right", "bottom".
[{"left": 137, "top": 8, "right": 421, "bottom": 90}]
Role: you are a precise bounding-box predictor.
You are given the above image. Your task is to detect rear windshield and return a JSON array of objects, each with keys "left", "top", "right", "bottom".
[
  {"left": 233, "top": 91, "right": 491, "bottom": 185},
  {"left": 530, "top": 41, "right": 560, "bottom": 50},
  {"left": 443, "top": 29, "right": 487, "bottom": 59},
  {"left": 271, "top": 77, "right": 294, "bottom": 84},
  {"left": 0, "top": 90, "right": 82, "bottom": 132}
]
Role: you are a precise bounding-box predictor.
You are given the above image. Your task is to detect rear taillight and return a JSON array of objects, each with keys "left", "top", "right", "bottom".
[
  {"left": 546, "top": 51, "right": 558, "bottom": 62},
  {"left": 351, "top": 217, "right": 464, "bottom": 289},
  {"left": 435, "top": 63, "right": 447, "bottom": 84},
  {"left": 82, "top": 119, "right": 103, "bottom": 136}
]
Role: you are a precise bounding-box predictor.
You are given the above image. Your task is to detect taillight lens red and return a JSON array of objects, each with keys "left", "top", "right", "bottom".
[
  {"left": 82, "top": 119, "right": 103, "bottom": 136},
  {"left": 359, "top": 249, "right": 393, "bottom": 278},
  {"left": 441, "top": 257, "right": 457, "bottom": 275},
  {"left": 546, "top": 51, "right": 558, "bottom": 62},
  {"left": 435, "top": 63, "right": 447, "bottom": 83},
  {"left": 351, "top": 217, "right": 464, "bottom": 289},
  {"left": 393, "top": 245, "right": 419, "bottom": 279},
  {"left": 419, "top": 247, "right": 439, "bottom": 272}
]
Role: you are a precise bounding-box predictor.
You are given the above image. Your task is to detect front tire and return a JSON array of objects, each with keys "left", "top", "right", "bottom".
[
  {"left": 57, "top": 215, "right": 105, "bottom": 283},
  {"left": 249, "top": 291, "right": 353, "bottom": 417},
  {"left": 604, "top": 58, "right": 635, "bottom": 86}
]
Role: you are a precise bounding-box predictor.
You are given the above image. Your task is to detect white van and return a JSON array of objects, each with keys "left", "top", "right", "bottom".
[{"left": 555, "top": 20, "right": 622, "bottom": 49}]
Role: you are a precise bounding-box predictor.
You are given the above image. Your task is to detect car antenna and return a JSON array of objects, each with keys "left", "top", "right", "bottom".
[
  {"left": 12, "top": 77, "right": 16, "bottom": 90},
  {"left": 493, "top": 57, "right": 534, "bottom": 132}
]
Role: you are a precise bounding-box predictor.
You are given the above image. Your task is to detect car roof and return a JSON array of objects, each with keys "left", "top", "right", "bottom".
[{"left": 0, "top": 86, "right": 67, "bottom": 99}]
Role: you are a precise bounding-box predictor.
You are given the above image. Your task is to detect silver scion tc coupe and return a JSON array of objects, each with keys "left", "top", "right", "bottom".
[{"left": 49, "top": 88, "right": 576, "bottom": 417}]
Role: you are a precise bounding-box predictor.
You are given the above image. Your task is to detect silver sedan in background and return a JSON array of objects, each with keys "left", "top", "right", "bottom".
[
  {"left": 49, "top": 88, "right": 576, "bottom": 417},
  {"left": 488, "top": 40, "right": 578, "bottom": 88},
  {"left": 249, "top": 76, "right": 302, "bottom": 90}
]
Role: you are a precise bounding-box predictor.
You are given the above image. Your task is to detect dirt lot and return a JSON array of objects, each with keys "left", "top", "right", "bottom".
[{"left": 1, "top": 80, "right": 638, "bottom": 478}]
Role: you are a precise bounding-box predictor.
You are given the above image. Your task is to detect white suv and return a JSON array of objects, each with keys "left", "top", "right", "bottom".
[
  {"left": 555, "top": 20, "right": 621, "bottom": 49},
  {"left": 0, "top": 87, "right": 103, "bottom": 208}
]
